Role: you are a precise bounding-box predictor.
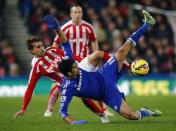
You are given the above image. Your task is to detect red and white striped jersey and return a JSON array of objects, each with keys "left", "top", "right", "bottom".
[
  {"left": 22, "top": 47, "right": 64, "bottom": 111},
  {"left": 55, "top": 20, "right": 96, "bottom": 58}
]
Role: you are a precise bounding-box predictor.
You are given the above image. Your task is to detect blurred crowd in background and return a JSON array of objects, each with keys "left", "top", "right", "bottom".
[
  {"left": 0, "top": 0, "right": 175, "bottom": 77},
  {"left": 0, "top": 0, "right": 20, "bottom": 77}
]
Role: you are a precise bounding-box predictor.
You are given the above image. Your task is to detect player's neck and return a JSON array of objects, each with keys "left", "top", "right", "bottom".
[
  {"left": 35, "top": 55, "right": 42, "bottom": 58},
  {"left": 72, "top": 20, "right": 81, "bottom": 26}
]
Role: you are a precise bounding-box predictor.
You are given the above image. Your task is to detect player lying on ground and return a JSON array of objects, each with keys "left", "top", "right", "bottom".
[{"left": 58, "top": 10, "right": 162, "bottom": 124}]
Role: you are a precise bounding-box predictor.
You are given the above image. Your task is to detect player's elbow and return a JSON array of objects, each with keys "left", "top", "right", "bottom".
[
  {"left": 61, "top": 37, "right": 67, "bottom": 43},
  {"left": 93, "top": 50, "right": 104, "bottom": 59}
]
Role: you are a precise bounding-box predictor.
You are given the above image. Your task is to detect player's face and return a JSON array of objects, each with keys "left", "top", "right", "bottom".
[
  {"left": 70, "top": 6, "right": 83, "bottom": 24},
  {"left": 31, "top": 41, "right": 45, "bottom": 57},
  {"left": 68, "top": 63, "right": 80, "bottom": 78}
]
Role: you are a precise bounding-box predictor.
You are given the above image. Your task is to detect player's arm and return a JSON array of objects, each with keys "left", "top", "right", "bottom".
[
  {"left": 59, "top": 83, "right": 87, "bottom": 125},
  {"left": 14, "top": 69, "right": 41, "bottom": 118},
  {"left": 44, "top": 15, "right": 73, "bottom": 58},
  {"left": 91, "top": 39, "right": 99, "bottom": 51},
  {"left": 87, "top": 50, "right": 111, "bottom": 67},
  {"left": 60, "top": 95, "right": 88, "bottom": 125},
  {"left": 59, "top": 94, "right": 75, "bottom": 124},
  {"left": 44, "top": 15, "right": 67, "bottom": 48}
]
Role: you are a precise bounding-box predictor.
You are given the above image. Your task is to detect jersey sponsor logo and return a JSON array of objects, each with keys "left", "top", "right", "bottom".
[
  {"left": 40, "top": 50, "right": 63, "bottom": 73},
  {"left": 69, "top": 38, "right": 87, "bottom": 43},
  {"left": 76, "top": 70, "right": 82, "bottom": 91}
]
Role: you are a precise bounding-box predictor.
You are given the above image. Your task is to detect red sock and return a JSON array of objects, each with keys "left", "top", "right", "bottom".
[
  {"left": 48, "top": 85, "right": 60, "bottom": 102},
  {"left": 48, "top": 85, "right": 60, "bottom": 111},
  {"left": 81, "top": 98, "right": 104, "bottom": 116},
  {"left": 103, "top": 52, "right": 111, "bottom": 61},
  {"left": 98, "top": 101, "right": 106, "bottom": 112}
]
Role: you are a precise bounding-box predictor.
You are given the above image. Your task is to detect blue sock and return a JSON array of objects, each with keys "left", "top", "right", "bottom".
[
  {"left": 128, "top": 23, "right": 150, "bottom": 46},
  {"left": 138, "top": 110, "right": 151, "bottom": 119}
]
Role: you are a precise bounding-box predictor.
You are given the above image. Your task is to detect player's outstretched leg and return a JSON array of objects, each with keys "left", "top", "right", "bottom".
[{"left": 119, "top": 99, "right": 162, "bottom": 120}]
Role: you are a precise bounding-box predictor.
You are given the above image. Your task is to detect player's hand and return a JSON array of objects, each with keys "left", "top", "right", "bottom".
[
  {"left": 44, "top": 15, "right": 60, "bottom": 30},
  {"left": 71, "top": 120, "right": 88, "bottom": 125},
  {"left": 13, "top": 110, "right": 25, "bottom": 119}
]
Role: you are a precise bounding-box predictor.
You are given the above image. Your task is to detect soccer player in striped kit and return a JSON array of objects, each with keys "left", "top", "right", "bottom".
[
  {"left": 44, "top": 4, "right": 113, "bottom": 122},
  {"left": 13, "top": 29, "right": 67, "bottom": 118}
]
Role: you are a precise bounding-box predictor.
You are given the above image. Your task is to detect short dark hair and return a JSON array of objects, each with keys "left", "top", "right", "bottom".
[
  {"left": 70, "top": 4, "right": 82, "bottom": 12},
  {"left": 58, "top": 59, "right": 75, "bottom": 77},
  {"left": 26, "top": 36, "right": 41, "bottom": 51}
]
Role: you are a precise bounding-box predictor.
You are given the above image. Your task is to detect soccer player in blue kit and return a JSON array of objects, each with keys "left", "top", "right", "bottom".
[
  {"left": 44, "top": 10, "right": 162, "bottom": 124},
  {"left": 57, "top": 10, "right": 162, "bottom": 124}
]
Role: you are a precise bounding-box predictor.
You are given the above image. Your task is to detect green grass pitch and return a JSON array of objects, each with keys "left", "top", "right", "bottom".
[{"left": 0, "top": 95, "right": 176, "bottom": 131}]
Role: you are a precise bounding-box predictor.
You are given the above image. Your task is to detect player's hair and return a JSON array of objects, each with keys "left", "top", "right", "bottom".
[
  {"left": 58, "top": 59, "right": 75, "bottom": 77},
  {"left": 26, "top": 36, "right": 41, "bottom": 51},
  {"left": 70, "top": 4, "right": 82, "bottom": 12}
]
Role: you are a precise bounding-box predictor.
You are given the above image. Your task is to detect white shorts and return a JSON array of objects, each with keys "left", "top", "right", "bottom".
[{"left": 78, "top": 56, "right": 98, "bottom": 72}]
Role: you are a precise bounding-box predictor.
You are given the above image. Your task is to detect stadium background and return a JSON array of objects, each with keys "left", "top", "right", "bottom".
[
  {"left": 0, "top": 0, "right": 175, "bottom": 96},
  {"left": 0, "top": 0, "right": 176, "bottom": 131}
]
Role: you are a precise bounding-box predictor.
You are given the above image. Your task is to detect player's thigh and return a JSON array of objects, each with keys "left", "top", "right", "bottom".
[
  {"left": 104, "top": 88, "right": 122, "bottom": 112},
  {"left": 99, "top": 56, "right": 118, "bottom": 84}
]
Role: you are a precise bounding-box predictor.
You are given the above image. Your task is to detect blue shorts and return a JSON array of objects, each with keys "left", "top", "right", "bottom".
[{"left": 99, "top": 56, "right": 123, "bottom": 112}]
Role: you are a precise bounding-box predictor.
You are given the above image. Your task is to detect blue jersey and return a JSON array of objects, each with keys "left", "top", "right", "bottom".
[{"left": 59, "top": 56, "right": 123, "bottom": 119}]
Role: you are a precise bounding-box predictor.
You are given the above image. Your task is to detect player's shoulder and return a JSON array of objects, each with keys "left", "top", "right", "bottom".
[
  {"left": 61, "top": 20, "right": 72, "bottom": 30},
  {"left": 30, "top": 57, "right": 42, "bottom": 74},
  {"left": 81, "top": 20, "right": 93, "bottom": 28},
  {"left": 46, "top": 46, "right": 64, "bottom": 56},
  {"left": 31, "top": 57, "right": 39, "bottom": 67},
  {"left": 45, "top": 46, "right": 57, "bottom": 52}
]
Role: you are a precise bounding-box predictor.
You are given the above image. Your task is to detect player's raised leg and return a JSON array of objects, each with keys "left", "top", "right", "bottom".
[
  {"left": 115, "top": 10, "right": 155, "bottom": 71},
  {"left": 117, "top": 10, "right": 162, "bottom": 119}
]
